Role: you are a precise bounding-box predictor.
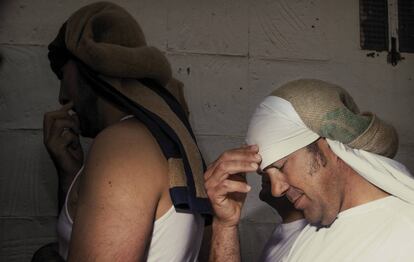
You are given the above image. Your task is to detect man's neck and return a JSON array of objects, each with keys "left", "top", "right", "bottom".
[
  {"left": 98, "top": 98, "right": 129, "bottom": 129},
  {"left": 340, "top": 166, "right": 390, "bottom": 212},
  {"left": 280, "top": 209, "right": 305, "bottom": 224}
]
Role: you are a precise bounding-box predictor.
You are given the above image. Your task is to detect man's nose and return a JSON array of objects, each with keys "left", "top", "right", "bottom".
[{"left": 267, "top": 170, "right": 290, "bottom": 197}]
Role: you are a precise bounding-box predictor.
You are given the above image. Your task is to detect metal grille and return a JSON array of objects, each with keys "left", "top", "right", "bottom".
[
  {"left": 398, "top": 0, "right": 414, "bottom": 52},
  {"left": 359, "top": 0, "right": 389, "bottom": 51}
]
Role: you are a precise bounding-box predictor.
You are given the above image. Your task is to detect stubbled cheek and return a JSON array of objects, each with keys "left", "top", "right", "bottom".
[{"left": 306, "top": 155, "right": 321, "bottom": 176}]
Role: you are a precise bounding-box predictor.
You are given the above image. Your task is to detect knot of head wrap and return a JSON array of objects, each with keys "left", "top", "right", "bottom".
[{"left": 271, "top": 79, "right": 398, "bottom": 158}]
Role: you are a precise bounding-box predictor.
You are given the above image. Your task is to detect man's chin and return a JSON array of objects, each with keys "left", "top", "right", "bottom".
[{"left": 306, "top": 213, "right": 337, "bottom": 228}]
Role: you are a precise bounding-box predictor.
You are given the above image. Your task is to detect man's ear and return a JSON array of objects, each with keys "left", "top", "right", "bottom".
[{"left": 317, "top": 138, "right": 338, "bottom": 164}]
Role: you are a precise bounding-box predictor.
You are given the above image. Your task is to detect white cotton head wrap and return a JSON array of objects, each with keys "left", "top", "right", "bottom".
[
  {"left": 246, "top": 96, "right": 319, "bottom": 170},
  {"left": 246, "top": 96, "right": 414, "bottom": 204}
]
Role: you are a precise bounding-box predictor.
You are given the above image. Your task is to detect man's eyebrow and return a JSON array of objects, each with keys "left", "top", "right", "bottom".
[{"left": 267, "top": 159, "right": 288, "bottom": 171}]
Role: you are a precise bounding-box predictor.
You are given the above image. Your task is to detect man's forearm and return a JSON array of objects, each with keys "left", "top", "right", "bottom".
[{"left": 210, "top": 219, "right": 241, "bottom": 262}]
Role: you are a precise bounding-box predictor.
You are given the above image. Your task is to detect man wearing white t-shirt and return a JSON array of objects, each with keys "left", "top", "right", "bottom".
[
  {"left": 204, "top": 79, "right": 414, "bottom": 261},
  {"left": 258, "top": 186, "right": 306, "bottom": 262}
]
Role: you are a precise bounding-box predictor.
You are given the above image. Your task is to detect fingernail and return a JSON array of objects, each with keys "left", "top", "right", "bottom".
[
  {"left": 251, "top": 163, "right": 258, "bottom": 169},
  {"left": 68, "top": 109, "right": 76, "bottom": 116},
  {"left": 255, "top": 154, "right": 261, "bottom": 161},
  {"left": 246, "top": 185, "right": 251, "bottom": 191}
]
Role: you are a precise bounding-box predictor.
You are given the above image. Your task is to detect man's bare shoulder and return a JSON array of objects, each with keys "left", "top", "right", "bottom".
[
  {"left": 97, "top": 117, "right": 159, "bottom": 148},
  {"left": 83, "top": 118, "right": 168, "bottom": 188},
  {"left": 70, "top": 118, "right": 168, "bottom": 260}
]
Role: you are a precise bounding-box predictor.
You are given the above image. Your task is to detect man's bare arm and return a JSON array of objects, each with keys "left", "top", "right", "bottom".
[
  {"left": 68, "top": 121, "right": 168, "bottom": 261},
  {"left": 210, "top": 221, "right": 240, "bottom": 262},
  {"left": 204, "top": 146, "right": 261, "bottom": 262}
]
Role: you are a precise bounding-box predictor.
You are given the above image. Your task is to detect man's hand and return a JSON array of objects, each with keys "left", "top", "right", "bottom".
[
  {"left": 43, "top": 102, "right": 83, "bottom": 194},
  {"left": 205, "top": 145, "right": 261, "bottom": 262},
  {"left": 204, "top": 145, "right": 261, "bottom": 228}
]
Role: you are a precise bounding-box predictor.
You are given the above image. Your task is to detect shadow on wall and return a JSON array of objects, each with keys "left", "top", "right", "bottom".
[
  {"left": 0, "top": 1, "right": 8, "bottom": 69},
  {"left": 0, "top": 0, "right": 10, "bottom": 25},
  {"left": 0, "top": 52, "right": 3, "bottom": 68}
]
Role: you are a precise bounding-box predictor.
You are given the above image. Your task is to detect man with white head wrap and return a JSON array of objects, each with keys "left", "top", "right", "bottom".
[{"left": 204, "top": 79, "right": 414, "bottom": 261}]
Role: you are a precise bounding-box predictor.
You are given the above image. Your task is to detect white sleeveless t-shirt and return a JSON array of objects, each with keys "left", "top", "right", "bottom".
[{"left": 56, "top": 116, "right": 205, "bottom": 261}]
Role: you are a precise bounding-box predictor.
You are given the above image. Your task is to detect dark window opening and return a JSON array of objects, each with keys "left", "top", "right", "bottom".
[
  {"left": 360, "top": 0, "right": 389, "bottom": 51},
  {"left": 398, "top": 0, "right": 414, "bottom": 52}
]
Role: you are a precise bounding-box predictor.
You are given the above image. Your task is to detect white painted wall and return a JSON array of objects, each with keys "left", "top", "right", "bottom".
[{"left": 0, "top": 0, "right": 413, "bottom": 261}]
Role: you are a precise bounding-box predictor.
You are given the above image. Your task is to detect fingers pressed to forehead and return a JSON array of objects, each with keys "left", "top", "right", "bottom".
[
  {"left": 217, "top": 148, "right": 261, "bottom": 164},
  {"left": 207, "top": 160, "right": 258, "bottom": 182},
  {"left": 227, "top": 172, "right": 247, "bottom": 183},
  {"left": 234, "top": 144, "right": 259, "bottom": 153},
  {"left": 206, "top": 145, "right": 259, "bottom": 167},
  {"left": 241, "top": 144, "right": 258, "bottom": 150},
  {"left": 214, "top": 179, "right": 251, "bottom": 196}
]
